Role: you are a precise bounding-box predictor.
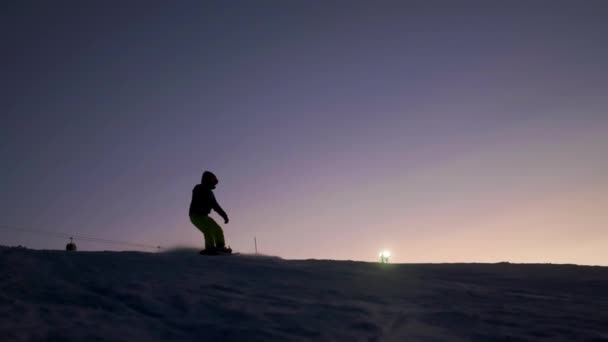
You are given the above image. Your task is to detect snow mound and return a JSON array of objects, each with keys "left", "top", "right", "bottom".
[{"left": 1, "top": 247, "right": 607, "bottom": 341}]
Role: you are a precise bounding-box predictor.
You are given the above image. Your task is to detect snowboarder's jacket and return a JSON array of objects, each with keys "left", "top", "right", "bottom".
[{"left": 189, "top": 171, "right": 227, "bottom": 219}]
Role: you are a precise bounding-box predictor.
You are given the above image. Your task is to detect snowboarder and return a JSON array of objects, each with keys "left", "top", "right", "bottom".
[{"left": 189, "top": 171, "right": 231, "bottom": 255}]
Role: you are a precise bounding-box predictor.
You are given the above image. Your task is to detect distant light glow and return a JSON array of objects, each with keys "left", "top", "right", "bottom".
[
  {"left": 379, "top": 250, "right": 391, "bottom": 263},
  {"left": 379, "top": 250, "right": 391, "bottom": 258}
]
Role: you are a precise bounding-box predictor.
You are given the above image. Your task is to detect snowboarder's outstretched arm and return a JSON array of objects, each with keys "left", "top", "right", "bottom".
[{"left": 212, "top": 196, "right": 229, "bottom": 224}]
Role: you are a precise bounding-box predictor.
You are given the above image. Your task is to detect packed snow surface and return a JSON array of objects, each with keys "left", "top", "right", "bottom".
[{"left": 1, "top": 247, "right": 607, "bottom": 341}]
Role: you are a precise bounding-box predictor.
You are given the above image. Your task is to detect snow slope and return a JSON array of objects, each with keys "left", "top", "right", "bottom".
[{"left": 1, "top": 246, "right": 607, "bottom": 341}]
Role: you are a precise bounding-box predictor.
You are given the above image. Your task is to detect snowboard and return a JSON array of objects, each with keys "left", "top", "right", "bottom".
[{"left": 199, "top": 249, "right": 237, "bottom": 256}]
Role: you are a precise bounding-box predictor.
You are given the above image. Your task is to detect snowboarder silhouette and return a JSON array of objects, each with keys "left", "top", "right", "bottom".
[{"left": 189, "top": 171, "right": 231, "bottom": 255}]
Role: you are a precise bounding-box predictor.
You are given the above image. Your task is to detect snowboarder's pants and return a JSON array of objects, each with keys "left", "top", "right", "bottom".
[{"left": 189, "top": 215, "right": 225, "bottom": 249}]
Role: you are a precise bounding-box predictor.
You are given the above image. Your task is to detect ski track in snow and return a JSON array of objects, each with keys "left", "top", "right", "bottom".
[{"left": 1, "top": 247, "right": 607, "bottom": 341}]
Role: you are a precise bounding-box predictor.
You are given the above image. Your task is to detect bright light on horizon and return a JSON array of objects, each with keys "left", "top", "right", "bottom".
[
  {"left": 379, "top": 250, "right": 391, "bottom": 258},
  {"left": 379, "top": 249, "right": 391, "bottom": 263}
]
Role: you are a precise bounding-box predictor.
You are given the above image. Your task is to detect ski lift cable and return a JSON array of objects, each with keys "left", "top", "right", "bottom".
[
  {"left": 0, "top": 224, "right": 162, "bottom": 250},
  {"left": 0, "top": 225, "right": 71, "bottom": 239},
  {"left": 0, "top": 224, "right": 161, "bottom": 250}
]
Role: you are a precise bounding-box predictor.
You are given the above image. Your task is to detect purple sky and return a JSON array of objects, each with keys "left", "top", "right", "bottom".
[{"left": 2, "top": 1, "right": 607, "bottom": 264}]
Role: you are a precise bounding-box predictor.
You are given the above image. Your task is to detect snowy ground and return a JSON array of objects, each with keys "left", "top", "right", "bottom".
[{"left": 1, "top": 247, "right": 607, "bottom": 341}]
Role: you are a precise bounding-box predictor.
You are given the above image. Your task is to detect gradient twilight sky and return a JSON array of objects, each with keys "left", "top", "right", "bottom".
[{"left": 1, "top": 1, "right": 607, "bottom": 264}]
